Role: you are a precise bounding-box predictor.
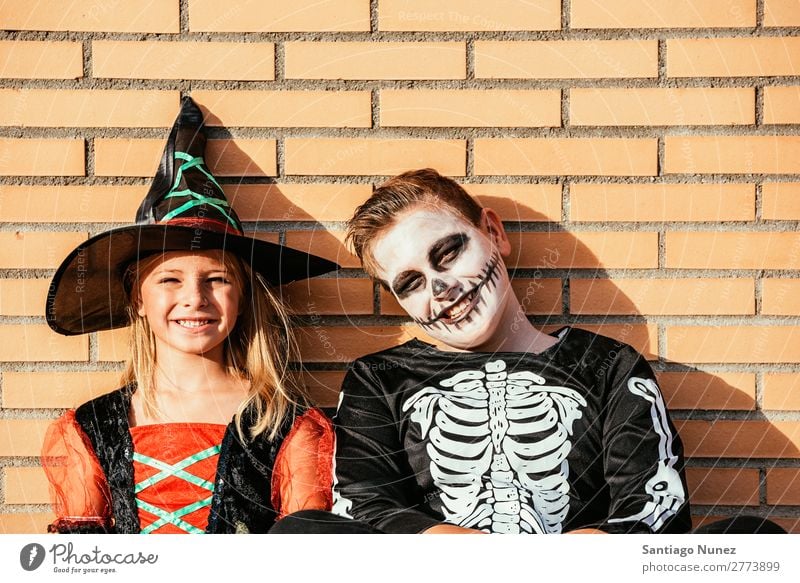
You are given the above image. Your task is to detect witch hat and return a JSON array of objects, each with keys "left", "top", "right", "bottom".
[{"left": 46, "top": 97, "right": 339, "bottom": 336}]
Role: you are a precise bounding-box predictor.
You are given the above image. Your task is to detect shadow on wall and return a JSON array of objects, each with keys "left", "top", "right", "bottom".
[{"left": 285, "top": 187, "right": 799, "bottom": 531}]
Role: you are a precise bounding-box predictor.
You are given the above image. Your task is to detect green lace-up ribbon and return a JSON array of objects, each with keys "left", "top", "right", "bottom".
[
  {"left": 133, "top": 444, "right": 221, "bottom": 534},
  {"left": 160, "top": 151, "right": 239, "bottom": 231}
]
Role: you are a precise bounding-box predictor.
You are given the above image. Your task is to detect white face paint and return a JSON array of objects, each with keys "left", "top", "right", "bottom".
[{"left": 371, "top": 205, "right": 515, "bottom": 351}]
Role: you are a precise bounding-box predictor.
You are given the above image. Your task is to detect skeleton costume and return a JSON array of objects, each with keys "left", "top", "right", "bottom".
[
  {"left": 333, "top": 327, "right": 692, "bottom": 534},
  {"left": 41, "top": 98, "right": 339, "bottom": 534}
]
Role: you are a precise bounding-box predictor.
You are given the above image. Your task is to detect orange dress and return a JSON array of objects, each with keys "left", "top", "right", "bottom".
[{"left": 42, "top": 409, "right": 333, "bottom": 533}]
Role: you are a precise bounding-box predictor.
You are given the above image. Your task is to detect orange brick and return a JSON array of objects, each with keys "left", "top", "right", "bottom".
[
  {"left": 677, "top": 419, "right": 800, "bottom": 458},
  {"left": 0, "top": 41, "right": 82, "bottom": 79},
  {"left": 506, "top": 231, "right": 658, "bottom": 269},
  {"left": 686, "top": 468, "right": 759, "bottom": 506},
  {"left": 474, "top": 138, "right": 657, "bottom": 176},
  {"left": 2, "top": 0, "right": 178, "bottom": 32},
  {"left": 667, "top": 37, "right": 800, "bottom": 77},
  {"left": 285, "top": 138, "right": 466, "bottom": 176},
  {"left": 285, "top": 230, "right": 360, "bottom": 269},
  {"left": 766, "top": 469, "right": 800, "bottom": 504},
  {"left": 764, "top": 86, "right": 800, "bottom": 123},
  {"left": 4, "top": 467, "right": 50, "bottom": 505},
  {"left": 510, "top": 279, "right": 563, "bottom": 315},
  {"left": 283, "top": 278, "right": 373, "bottom": 315},
  {"left": 0, "top": 89, "right": 179, "bottom": 128},
  {"left": 378, "top": 288, "right": 404, "bottom": 315},
  {"left": 570, "top": 278, "right": 754, "bottom": 316},
  {"left": 665, "top": 136, "right": 800, "bottom": 174},
  {"left": 2, "top": 371, "right": 122, "bottom": 408},
  {"left": 205, "top": 140, "right": 278, "bottom": 178},
  {"left": 0, "top": 185, "right": 144, "bottom": 223},
  {"left": 666, "top": 325, "right": 800, "bottom": 363},
  {"left": 298, "top": 370, "right": 346, "bottom": 408},
  {"left": 296, "top": 325, "right": 422, "bottom": 362},
  {"left": 0, "top": 419, "right": 51, "bottom": 456},
  {"left": 381, "top": 89, "right": 560, "bottom": 128},
  {"left": 475, "top": 40, "right": 657, "bottom": 79},
  {"left": 241, "top": 181, "right": 558, "bottom": 221},
  {"left": 765, "top": 0, "right": 800, "bottom": 26},
  {"left": 93, "top": 41, "right": 275, "bottom": 81},
  {"left": 189, "top": 0, "right": 370, "bottom": 31},
  {"left": 658, "top": 371, "right": 756, "bottom": 410},
  {"left": 570, "top": 183, "right": 755, "bottom": 222},
  {"left": 97, "top": 328, "right": 129, "bottom": 362},
  {"left": 465, "top": 184, "right": 562, "bottom": 222},
  {"left": 379, "top": 0, "right": 560, "bottom": 31},
  {"left": 95, "top": 138, "right": 277, "bottom": 177},
  {"left": 285, "top": 42, "right": 466, "bottom": 80},
  {"left": 380, "top": 278, "right": 562, "bottom": 316},
  {"left": 0, "top": 513, "right": 52, "bottom": 534},
  {"left": 0, "top": 325, "right": 88, "bottom": 362},
  {"left": 194, "top": 90, "right": 371, "bottom": 128},
  {"left": 571, "top": 87, "right": 754, "bottom": 126},
  {"left": 666, "top": 232, "right": 800, "bottom": 269},
  {"left": 571, "top": 0, "right": 755, "bottom": 28},
  {"left": 0, "top": 232, "right": 86, "bottom": 269},
  {"left": 225, "top": 183, "right": 372, "bottom": 222},
  {"left": 764, "top": 373, "right": 800, "bottom": 410},
  {"left": 0, "top": 279, "right": 50, "bottom": 316},
  {"left": 252, "top": 232, "right": 280, "bottom": 245},
  {"left": 763, "top": 182, "right": 800, "bottom": 220},
  {"left": 0, "top": 139, "right": 84, "bottom": 177},
  {"left": 763, "top": 278, "right": 800, "bottom": 316}
]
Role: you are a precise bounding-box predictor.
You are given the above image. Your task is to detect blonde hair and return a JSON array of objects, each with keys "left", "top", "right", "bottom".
[{"left": 121, "top": 251, "right": 305, "bottom": 440}]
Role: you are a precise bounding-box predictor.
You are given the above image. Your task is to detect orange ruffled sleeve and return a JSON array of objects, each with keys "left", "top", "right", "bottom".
[
  {"left": 41, "top": 411, "right": 113, "bottom": 533},
  {"left": 271, "top": 408, "right": 334, "bottom": 519}
]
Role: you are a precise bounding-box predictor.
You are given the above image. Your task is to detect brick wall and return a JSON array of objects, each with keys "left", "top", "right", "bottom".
[{"left": 1, "top": 0, "right": 799, "bottom": 533}]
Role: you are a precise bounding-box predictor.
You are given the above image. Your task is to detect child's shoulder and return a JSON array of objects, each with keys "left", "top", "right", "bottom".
[
  {"left": 74, "top": 384, "right": 135, "bottom": 428},
  {"left": 557, "top": 325, "right": 640, "bottom": 356}
]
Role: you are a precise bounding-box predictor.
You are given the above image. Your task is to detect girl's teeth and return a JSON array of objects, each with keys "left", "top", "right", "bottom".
[{"left": 177, "top": 320, "right": 209, "bottom": 328}]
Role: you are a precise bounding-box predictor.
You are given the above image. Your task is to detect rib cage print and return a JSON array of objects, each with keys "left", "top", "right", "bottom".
[{"left": 403, "top": 359, "right": 587, "bottom": 533}]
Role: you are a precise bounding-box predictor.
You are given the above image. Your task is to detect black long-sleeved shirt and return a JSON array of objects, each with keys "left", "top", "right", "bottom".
[{"left": 333, "top": 327, "right": 691, "bottom": 534}]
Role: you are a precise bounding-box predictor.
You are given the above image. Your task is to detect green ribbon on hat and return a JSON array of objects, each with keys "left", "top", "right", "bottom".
[{"left": 160, "top": 151, "right": 239, "bottom": 231}]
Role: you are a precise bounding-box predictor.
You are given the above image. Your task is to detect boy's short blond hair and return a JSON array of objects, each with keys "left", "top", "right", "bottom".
[{"left": 346, "top": 168, "right": 484, "bottom": 282}]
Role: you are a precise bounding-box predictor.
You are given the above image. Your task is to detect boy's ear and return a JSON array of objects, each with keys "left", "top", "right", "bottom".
[{"left": 481, "top": 208, "right": 512, "bottom": 257}]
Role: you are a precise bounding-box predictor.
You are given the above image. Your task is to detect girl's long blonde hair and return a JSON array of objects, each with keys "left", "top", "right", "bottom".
[{"left": 121, "top": 250, "right": 305, "bottom": 441}]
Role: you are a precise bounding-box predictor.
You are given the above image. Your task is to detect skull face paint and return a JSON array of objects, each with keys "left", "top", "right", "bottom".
[{"left": 370, "top": 206, "right": 515, "bottom": 350}]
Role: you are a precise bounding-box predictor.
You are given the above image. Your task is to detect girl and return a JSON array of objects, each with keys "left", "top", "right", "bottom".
[{"left": 41, "top": 97, "right": 339, "bottom": 534}]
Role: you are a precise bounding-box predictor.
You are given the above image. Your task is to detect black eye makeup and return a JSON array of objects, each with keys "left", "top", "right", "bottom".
[
  {"left": 429, "top": 233, "right": 469, "bottom": 271},
  {"left": 392, "top": 271, "right": 424, "bottom": 298}
]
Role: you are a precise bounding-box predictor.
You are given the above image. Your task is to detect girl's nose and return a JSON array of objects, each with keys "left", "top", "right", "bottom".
[{"left": 182, "top": 281, "right": 208, "bottom": 307}]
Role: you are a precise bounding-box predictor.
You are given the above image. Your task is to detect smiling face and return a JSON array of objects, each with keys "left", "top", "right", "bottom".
[
  {"left": 134, "top": 250, "right": 243, "bottom": 363},
  {"left": 371, "top": 205, "right": 514, "bottom": 351}
]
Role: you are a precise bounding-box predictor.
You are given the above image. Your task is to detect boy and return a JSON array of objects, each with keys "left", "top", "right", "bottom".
[{"left": 331, "top": 169, "right": 690, "bottom": 534}]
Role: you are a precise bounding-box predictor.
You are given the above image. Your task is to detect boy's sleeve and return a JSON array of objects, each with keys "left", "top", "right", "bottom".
[
  {"left": 599, "top": 347, "right": 692, "bottom": 534},
  {"left": 332, "top": 360, "right": 441, "bottom": 534}
]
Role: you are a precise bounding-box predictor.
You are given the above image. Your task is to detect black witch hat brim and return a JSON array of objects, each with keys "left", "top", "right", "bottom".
[
  {"left": 46, "top": 223, "right": 338, "bottom": 336},
  {"left": 46, "top": 225, "right": 339, "bottom": 336}
]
